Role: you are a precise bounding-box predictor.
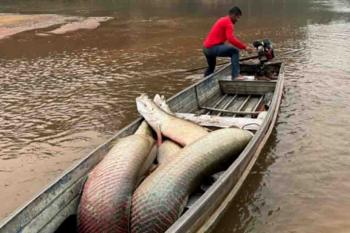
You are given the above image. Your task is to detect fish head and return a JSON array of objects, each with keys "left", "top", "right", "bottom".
[
  {"left": 153, "top": 94, "right": 172, "bottom": 114},
  {"left": 136, "top": 94, "right": 163, "bottom": 129}
]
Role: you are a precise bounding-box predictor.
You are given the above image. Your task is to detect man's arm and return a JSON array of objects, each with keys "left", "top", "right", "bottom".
[{"left": 225, "top": 23, "right": 247, "bottom": 50}]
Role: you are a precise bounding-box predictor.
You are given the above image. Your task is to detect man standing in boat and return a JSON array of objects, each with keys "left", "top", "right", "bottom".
[{"left": 203, "top": 6, "right": 253, "bottom": 79}]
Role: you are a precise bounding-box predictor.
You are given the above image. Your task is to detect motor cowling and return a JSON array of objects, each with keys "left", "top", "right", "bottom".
[{"left": 253, "top": 39, "right": 275, "bottom": 62}]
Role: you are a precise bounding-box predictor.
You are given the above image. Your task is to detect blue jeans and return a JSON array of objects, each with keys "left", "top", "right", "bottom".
[{"left": 203, "top": 44, "right": 240, "bottom": 78}]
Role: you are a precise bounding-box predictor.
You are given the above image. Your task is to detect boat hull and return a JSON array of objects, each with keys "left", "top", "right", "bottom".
[{"left": 0, "top": 61, "right": 284, "bottom": 233}]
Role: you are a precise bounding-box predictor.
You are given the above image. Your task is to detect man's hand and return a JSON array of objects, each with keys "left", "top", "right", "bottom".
[{"left": 245, "top": 45, "right": 254, "bottom": 54}]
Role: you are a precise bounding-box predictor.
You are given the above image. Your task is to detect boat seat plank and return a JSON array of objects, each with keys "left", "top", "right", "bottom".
[{"left": 219, "top": 80, "right": 276, "bottom": 95}]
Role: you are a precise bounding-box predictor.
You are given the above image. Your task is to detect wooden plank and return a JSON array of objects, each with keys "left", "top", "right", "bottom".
[
  {"left": 200, "top": 106, "right": 262, "bottom": 115},
  {"left": 241, "top": 96, "right": 260, "bottom": 113},
  {"left": 206, "top": 94, "right": 228, "bottom": 115},
  {"left": 219, "top": 80, "right": 276, "bottom": 95},
  {"left": 217, "top": 95, "right": 237, "bottom": 116},
  {"left": 232, "top": 95, "right": 251, "bottom": 117},
  {"left": 253, "top": 96, "right": 264, "bottom": 112}
]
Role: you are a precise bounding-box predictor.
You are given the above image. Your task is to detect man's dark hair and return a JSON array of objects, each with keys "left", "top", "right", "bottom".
[{"left": 229, "top": 6, "right": 242, "bottom": 16}]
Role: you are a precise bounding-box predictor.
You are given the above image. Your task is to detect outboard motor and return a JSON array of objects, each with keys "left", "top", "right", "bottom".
[
  {"left": 252, "top": 39, "right": 275, "bottom": 77},
  {"left": 253, "top": 39, "right": 275, "bottom": 63}
]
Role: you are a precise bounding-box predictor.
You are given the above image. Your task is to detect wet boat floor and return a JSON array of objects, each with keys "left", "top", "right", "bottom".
[{"left": 194, "top": 93, "right": 266, "bottom": 118}]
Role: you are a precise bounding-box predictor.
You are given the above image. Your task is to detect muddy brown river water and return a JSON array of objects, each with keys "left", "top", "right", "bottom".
[{"left": 1, "top": 0, "right": 350, "bottom": 232}]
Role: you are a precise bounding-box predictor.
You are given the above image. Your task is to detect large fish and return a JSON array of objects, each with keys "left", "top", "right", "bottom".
[
  {"left": 78, "top": 121, "right": 156, "bottom": 233},
  {"left": 157, "top": 140, "right": 182, "bottom": 165},
  {"left": 131, "top": 128, "right": 252, "bottom": 233},
  {"left": 136, "top": 94, "right": 208, "bottom": 146},
  {"left": 153, "top": 94, "right": 172, "bottom": 114},
  {"left": 153, "top": 94, "right": 264, "bottom": 130}
]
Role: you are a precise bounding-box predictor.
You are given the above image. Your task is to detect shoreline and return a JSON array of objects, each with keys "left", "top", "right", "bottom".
[{"left": 0, "top": 13, "right": 112, "bottom": 40}]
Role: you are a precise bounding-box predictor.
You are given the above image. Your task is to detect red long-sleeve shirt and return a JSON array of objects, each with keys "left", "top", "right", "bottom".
[{"left": 203, "top": 16, "right": 247, "bottom": 50}]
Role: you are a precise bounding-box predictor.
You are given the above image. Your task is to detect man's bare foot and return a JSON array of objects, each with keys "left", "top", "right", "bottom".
[{"left": 233, "top": 75, "right": 246, "bottom": 80}]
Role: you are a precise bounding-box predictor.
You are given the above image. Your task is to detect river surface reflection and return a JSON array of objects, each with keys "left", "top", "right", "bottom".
[{"left": 0, "top": 0, "right": 350, "bottom": 232}]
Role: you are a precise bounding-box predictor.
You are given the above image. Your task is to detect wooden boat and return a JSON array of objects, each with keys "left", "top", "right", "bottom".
[{"left": 0, "top": 60, "right": 284, "bottom": 233}]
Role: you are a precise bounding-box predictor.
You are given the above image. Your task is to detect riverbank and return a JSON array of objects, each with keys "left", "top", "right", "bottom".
[{"left": 0, "top": 13, "right": 112, "bottom": 40}]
